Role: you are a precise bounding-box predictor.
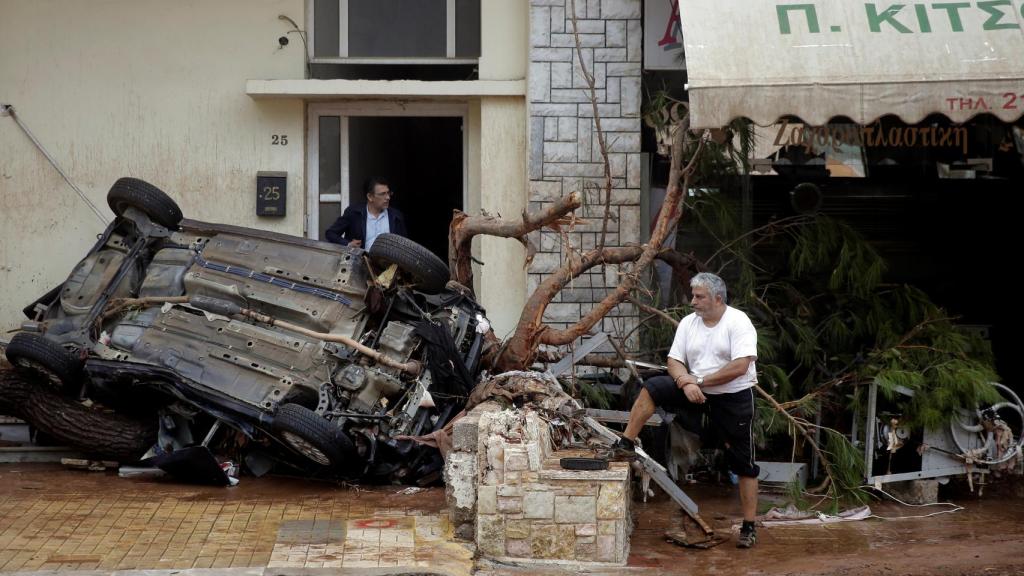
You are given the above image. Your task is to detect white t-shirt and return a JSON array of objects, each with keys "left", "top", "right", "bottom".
[{"left": 667, "top": 306, "right": 758, "bottom": 395}]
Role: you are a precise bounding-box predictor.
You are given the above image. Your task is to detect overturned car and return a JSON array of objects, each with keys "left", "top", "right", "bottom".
[{"left": 4, "top": 177, "right": 486, "bottom": 483}]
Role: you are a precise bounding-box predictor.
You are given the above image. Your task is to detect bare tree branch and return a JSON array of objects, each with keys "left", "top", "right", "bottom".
[
  {"left": 608, "top": 336, "right": 641, "bottom": 380},
  {"left": 534, "top": 350, "right": 628, "bottom": 369},
  {"left": 448, "top": 192, "right": 582, "bottom": 288},
  {"left": 569, "top": 0, "right": 614, "bottom": 251},
  {"left": 495, "top": 123, "right": 705, "bottom": 370},
  {"left": 626, "top": 295, "right": 681, "bottom": 328},
  {"left": 539, "top": 128, "right": 704, "bottom": 348}
]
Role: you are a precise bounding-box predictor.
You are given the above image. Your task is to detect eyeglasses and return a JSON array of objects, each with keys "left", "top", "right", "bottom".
[{"left": 373, "top": 190, "right": 394, "bottom": 198}]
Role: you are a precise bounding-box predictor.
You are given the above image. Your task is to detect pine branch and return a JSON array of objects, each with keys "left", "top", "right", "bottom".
[{"left": 754, "top": 384, "right": 866, "bottom": 506}]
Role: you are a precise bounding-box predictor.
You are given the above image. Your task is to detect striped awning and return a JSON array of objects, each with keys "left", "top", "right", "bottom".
[{"left": 677, "top": 0, "right": 1024, "bottom": 127}]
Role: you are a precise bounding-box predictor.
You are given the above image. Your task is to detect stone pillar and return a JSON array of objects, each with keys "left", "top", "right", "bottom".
[
  {"left": 445, "top": 406, "right": 632, "bottom": 566},
  {"left": 444, "top": 402, "right": 503, "bottom": 540}
]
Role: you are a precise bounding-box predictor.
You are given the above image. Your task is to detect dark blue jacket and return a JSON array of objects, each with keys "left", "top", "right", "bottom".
[{"left": 324, "top": 204, "right": 408, "bottom": 246}]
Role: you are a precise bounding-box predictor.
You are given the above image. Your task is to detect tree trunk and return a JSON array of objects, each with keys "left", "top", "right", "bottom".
[
  {"left": 0, "top": 366, "right": 157, "bottom": 462},
  {"left": 495, "top": 123, "right": 701, "bottom": 371},
  {"left": 0, "top": 362, "right": 33, "bottom": 418}
]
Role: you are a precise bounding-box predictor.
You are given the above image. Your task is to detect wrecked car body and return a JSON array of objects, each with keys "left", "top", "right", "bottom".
[{"left": 4, "top": 177, "right": 485, "bottom": 483}]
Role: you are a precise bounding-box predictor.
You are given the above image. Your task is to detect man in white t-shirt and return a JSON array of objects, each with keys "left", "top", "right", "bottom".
[{"left": 607, "top": 272, "right": 761, "bottom": 548}]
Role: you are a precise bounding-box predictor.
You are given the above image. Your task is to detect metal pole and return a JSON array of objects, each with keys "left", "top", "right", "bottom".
[
  {"left": 2, "top": 104, "right": 109, "bottom": 225},
  {"left": 864, "top": 381, "right": 878, "bottom": 481}
]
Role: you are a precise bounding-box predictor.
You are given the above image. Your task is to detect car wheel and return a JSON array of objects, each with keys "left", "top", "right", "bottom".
[
  {"left": 272, "top": 403, "right": 356, "bottom": 468},
  {"left": 107, "top": 177, "right": 183, "bottom": 230},
  {"left": 4, "top": 332, "right": 83, "bottom": 393},
  {"left": 368, "top": 233, "right": 450, "bottom": 293}
]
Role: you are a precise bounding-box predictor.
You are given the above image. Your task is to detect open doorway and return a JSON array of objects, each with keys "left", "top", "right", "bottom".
[{"left": 308, "top": 103, "right": 466, "bottom": 261}]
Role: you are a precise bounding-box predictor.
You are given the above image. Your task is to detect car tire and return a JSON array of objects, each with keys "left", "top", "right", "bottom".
[
  {"left": 4, "top": 332, "right": 83, "bottom": 393},
  {"left": 272, "top": 403, "right": 356, "bottom": 468},
  {"left": 368, "top": 233, "right": 450, "bottom": 293},
  {"left": 107, "top": 177, "right": 184, "bottom": 230}
]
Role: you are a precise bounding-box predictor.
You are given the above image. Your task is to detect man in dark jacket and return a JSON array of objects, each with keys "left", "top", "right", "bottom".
[{"left": 324, "top": 177, "right": 408, "bottom": 249}]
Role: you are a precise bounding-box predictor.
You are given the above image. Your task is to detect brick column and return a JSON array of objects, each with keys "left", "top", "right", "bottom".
[{"left": 527, "top": 0, "right": 643, "bottom": 350}]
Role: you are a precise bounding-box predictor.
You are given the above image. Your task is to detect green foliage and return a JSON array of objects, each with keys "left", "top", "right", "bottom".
[
  {"left": 753, "top": 393, "right": 821, "bottom": 447},
  {"left": 709, "top": 210, "right": 1001, "bottom": 431},
  {"left": 869, "top": 356, "right": 1000, "bottom": 430},
  {"left": 569, "top": 376, "right": 615, "bottom": 410},
  {"left": 820, "top": 428, "right": 870, "bottom": 510},
  {"left": 753, "top": 397, "right": 790, "bottom": 445},
  {"left": 758, "top": 364, "right": 793, "bottom": 400},
  {"left": 784, "top": 478, "right": 810, "bottom": 510},
  {"left": 789, "top": 217, "right": 885, "bottom": 297},
  {"left": 851, "top": 286, "right": 1002, "bottom": 429},
  {"left": 636, "top": 296, "right": 688, "bottom": 363},
  {"left": 687, "top": 118, "right": 757, "bottom": 185},
  {"left": 675, "top": 188, "right": 1002, "bottom": 507},
  {"left": 638, "top": 94, "right": 1001, "bottom": 507},
  {"left": 643, "top": 90, "right": 755, "bottom": 183}
]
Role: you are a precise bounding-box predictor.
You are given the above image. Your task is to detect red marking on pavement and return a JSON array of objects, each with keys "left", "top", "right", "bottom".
[{"left": 353, "top": 519, "right": 399, "bottom": 529}]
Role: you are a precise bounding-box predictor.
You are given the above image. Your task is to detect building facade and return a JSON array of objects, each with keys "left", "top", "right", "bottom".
[
  {"left": 1, "top": 0, "right": 651, "bottom": 349},
  {"left": 527, "top": 0, "right": 644, "bottom": 346}
]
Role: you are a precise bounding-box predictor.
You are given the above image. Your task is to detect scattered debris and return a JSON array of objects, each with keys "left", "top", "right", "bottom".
[
  {"left": 665, "top": 515, "right": 729, "bottom": 549},
  {"left": 141, "top": 446, "right": 236, "bottom": 486},
  {"left": 760, "top": 504, "right": 873, "bottom": 526},
  {"left": 395, "top": 486, "right": 425, "bottom": 495},
  {"left": 61, "top": 458, "right": 118, "bottom": 471},
  {"left": 117, "top": 465, "right": 166, "bottom": 479}
]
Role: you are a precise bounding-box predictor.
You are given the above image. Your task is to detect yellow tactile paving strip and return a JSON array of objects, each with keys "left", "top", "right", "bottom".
[{"left": 0, "top": 465, "right": 472, "bottom": 574}]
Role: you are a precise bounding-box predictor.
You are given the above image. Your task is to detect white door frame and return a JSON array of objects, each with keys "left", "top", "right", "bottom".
[{"left": 306, "top": 101, "right": 469, "bottom": 240}]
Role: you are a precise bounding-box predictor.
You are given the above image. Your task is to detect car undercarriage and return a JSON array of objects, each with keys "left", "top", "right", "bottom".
[{"left": 4, "top": 177, "right": 487, "bottom": 484}]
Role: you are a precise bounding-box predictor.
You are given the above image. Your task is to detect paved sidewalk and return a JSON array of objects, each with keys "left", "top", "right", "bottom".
[
  {"left": 3, "top": 463, "right": 1023, "bottom": 575},
  {"left": 0, "top": 465, "right": 472, "bottom": 575}
]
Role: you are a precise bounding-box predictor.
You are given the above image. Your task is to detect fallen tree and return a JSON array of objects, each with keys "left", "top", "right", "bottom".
[
  {"left": 445, "top": 3, "right": 708, "bottom": 373},
  {"left": 0, "top": 359, "right": 156, "bottom": 461},
  {"left": 451, "top": 118, "right": 705, "bottom": 373}
]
